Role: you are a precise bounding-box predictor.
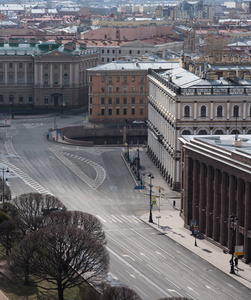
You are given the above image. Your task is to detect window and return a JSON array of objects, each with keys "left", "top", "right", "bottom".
[
  {"left": 233, "top": 105, "right": 239, "bottom": 117},
  {"left": 19, "top": 63, "right": 22, "bottom": 69},
  {"left": 19, "top": 95, "right": 23, "bottom": 102},
  {"left": 107, "top": 58, "right": 109, "bottom": 62},
  {"left": 90, "top": 97, "right": 92, "bottom": 104},
  {"left": 123, "top": 98, "right": 127, "bottom": 104},
  {"left": 9, "top": 94, "right": 13, "bottom": 102},
  {"left": 54, "top": 73, "right": 58, "bottom": 85},
  {"left": 18, "top": 74, "right": 23, "bottom": 84},
  {"left": 0, "top": 63, "right": 3, "bottom": 68},
  {"left": 137, "top": 50, "right": 140, "bottom": 54},
  {"left": 123, "top": 108, "right": 127, "bottom": 115},
  {"left": 116, "top": 98, "right": 119, "bottom": 104},
  {"left": 119, "top": 50, "right": 121, "bottom": 54},
  {"left": 63, "top": 74, "right": 68, "bottom": 85},
  {"left": 44, "top": 63, "right": 48, "bottom": 70},
  {"left": 131, "top": 86, "right": 135, "bottom": 92},
  {"left": 123, "top": 85, "right": 127, "bottom": 93},
  {"left": 140, "top": 76, "right": 144, "bottom": 82},
  {"left": 101, "top": 76, "right": 105, "bottom": 82},
  {"left": 116, "top": 86, "right": 119, "bottom": 92},
  {"left": 140, "top": 85, "right": 144, "bottom": 93},
  {"left": 129, "top": 50, "right": 132, "bottom": 54},
  {"left": 132, "top": 76, "right": 135, "bottom": 82},
  {"left": 101, "top": 108, "right": 105, "bottom": 115},
  {"left": 198, "top": 130, "right": 207, "bottom": 135},
  {"left": 200, "top": 105, "right": 206, "bottom": 117},
  {"left": 217, "top": 105, "right": 223, "bottom": 117},
  {"left": 102, "top": 58, "right": 104, "bottom": 62},
  {"left": 28, "top": 74, "right": 33, "bottom": 83},
  {"left": 29, "top": 63, "right": 33, "bottom": 69},
  {"left": 90, "top": 76, "right": 92, "bottom": 82},
  {"left": 182, "top": 130, "right": 191, "bottom": 135},
  {"left": 140, "top": 108, "right": 143, "bottom": 115},
  {"left": 9, "top": 63, "right": 13, "bottom": 69},
  {"left": 0, "top": 74, "right": 4, "bottom": 83},
  {"left": 132, "top": 108, "right": 135, "bottom": 115},
  {"left": 124, "top": 76, "right": 127, "bottom": 83},
  {"left": 54, "top": 64, "right": 58, "bottom": 70},
  {"left": 44, "top": 96, "right": 48, "bottom": 104},
  {"left": 184, "top": 105, "right": 190, "bottom": 117},
  {"left": 90, "top": 86, "right": 93, "bottom": 92},
  {"left": 116, "top": 76, "right": 120, "bottom": 82},
  {"left": 102, "top": 49, "right": 104, "bottom": 53},
  {"left": 108, "top": 86, "right": 112, "bottom": 93},
  {"left": 215, "top": 129, "right": 223, "bottom": 135},
  {"left": 101, "top": 86, "right": 105, "bottom": 92},
  {"left": 64, "top": 64, "right": 67, "bottom": 70},
  {"left": 131, "top": 97, "right": 135, "bottom": 104},
  {"left": 116, "top": 108, "right": 120, "bottom": 115},
  {"left": 107, "top": 49, "right": 110, "bottom": 54},
  {"left": 140, "top": 98, "right": 143, "bottom": 104},
  {"left": 109, "top": 108, "right": 112, "bottom": 115},
  {"left": 112, "top": 58, "right": 115, "bottom": 61},
  {"left": 44, "top": 74, "right": 49, "bottom": 85},
  {"left": 109, "top": 76, "right": 112, "bottom": 82},
  {"left": 101, "top": 98, "right": 105, "bottom": 104},
  {"left": 9, "top": 74, "right": 13, "bottom": 84},
  {"left": 90, "top": 108, "right": 92, "bottom": 115},
  {"left": 108, "top": 98, "right": 112, "bottom": 104},
  {"left": 105, "top": 35, "right": 107, "bottom": 39},
  {"left": 0, "top": 95, "right": 3, "bottom": 102}
]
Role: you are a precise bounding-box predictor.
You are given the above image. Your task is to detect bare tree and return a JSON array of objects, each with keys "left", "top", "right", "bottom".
[
  {"left": 9, "top": 225, "right": 109, "bottom": 300},
  {"left": 41, "top": 211, "right": 106, "bottom": 244},
  {"left": 12, "top": 193, "right": 66, "bottom": 233},
  {"left": 101, "top": 286, "right": 142, "bottom": 300},
  {"left": 0, "top": 218, "right": 19, "bottom": 256},
  {"left": 0, "top": 177, "right": 11, "bottom": 202}
]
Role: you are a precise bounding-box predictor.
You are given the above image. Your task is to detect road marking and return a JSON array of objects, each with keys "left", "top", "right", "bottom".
[
  {"left": 111, "top": 215, "right": 123, "bottom": 223},
  {"left": 96, "top": 215, "right": 107, "bottom": 223},
  {"left": 121, "top": 215, "right": 133, "bottom": 223},
  {"left": 164, "top": 262, "right": 178, "bottom": 273},
  {"left": 200, "top": 274, "right": 216, "bottom": 286},
  {"left": 125, "top": 269, "right": 135, "bottom": 278},
  {"left": 156, "top": 251, "right": 166, "bottom": 259},
  {"left": 182, "top": 276, "right": 198, "bottom": 287},
  {"left": 206, "top": 285, "right": 219, "bottom": 294},
  {"left": 116, "top": 271, "right": 130, "bottom": 282},
  {"left": 187, "top": 286, "right": 200, "bottom": 296},
  {"left": 147, "top": 264, "right": 161, "bottom": 274},
  {"left": 165, "top": 277, "right": 181, "bottom": 290},
  {"left": 204, "top": 291, "right": 217, "bottom": 300},
  {"left": 122, "top": 255, "right": 135, "bottom": 261},
  {"left": 167, "top": 289, "right": 183, "bottom": 298},
  {"left": 186, "top": 292, "right": 195, "bottom": 300},
  {"left": 140, "top": 252, "right": 150, "bottom": 260},
  {"left": 221, "top": 289, "right": 238, "bottom": 299},
  {"left": 179, "top": 261, "right": 194, "bottom": 271},
  {"left": 134, "top": 285, "right": 149, "bottom": 298}
]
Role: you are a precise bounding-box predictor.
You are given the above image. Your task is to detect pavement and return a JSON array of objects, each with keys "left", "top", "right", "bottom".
[{"left": 123, "top": 146, "right": 251, "bottom": 291}]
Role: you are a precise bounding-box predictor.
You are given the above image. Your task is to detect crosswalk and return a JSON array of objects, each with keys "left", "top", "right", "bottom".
[
  {"left": 22, "top": 123, "right": 43, "bottom": 129},
  {"left": 96, "top": 214, "right": 143, "bottom": 225}
]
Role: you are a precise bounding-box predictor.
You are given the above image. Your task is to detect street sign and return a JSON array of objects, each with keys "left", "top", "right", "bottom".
[
  {"left": 134, "top": 186, "right": 144, "bottom": 190},
  {"left": 235, "top": 245, "right": 243, "bottom": 256},
  {"left": 152, "top": 200, "right": 157, "bottom": 205},
  {"left": 153, "top": 196, "right": 156, "bottom": 200},
  {"left": 156, "top": 216, "right": 161, "bottom": 219}
]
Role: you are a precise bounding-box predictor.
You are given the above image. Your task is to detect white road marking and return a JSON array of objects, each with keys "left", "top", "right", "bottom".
[
  {"left": 182, "top": 275, "right": 199, "bottom": 287},
  {"left": 122, "top": 255, "right": 135, "bottom": 261},
  {"left": 200, "top": 274, "right": 216, "bottom": 286},
  {"left": 125, "top": 269, "right": 136, "bottom": 278},
  {"left": 186, "top": 292, "right": 195, "bottom": 300},
  {"left": 111, "top": 215, "right": 123, "bottom": 223},
  {"left": 206, "top": 285, "right": 219, "bottom": 294},
  {"left": 121, "top": 215, "right": 133, "bottom": 223},
  {"left": 134, "top": 285, "right": 149, "bottom": 298},
  {"left": 204, "top": 291, "right": 217, "bottom": 300},
  {"left": 140, "top": 252, "right": 150, "bottom": 260},
  {"left": 187, "top": 286, "right": 200, "bottom": 296},
  {"left": 222, "top": 288, "right": 238, "bottom": 299},
  {"left": 179, "top": 260, "right": 194, "bottom": 271},
  {"left": 96, "top": 215, "right": 107, "bottom": 223},
  {"left": 167, "top": 289, "right": 183, "bottom": 298},
  {"left": 156, "top": 251, "right": 166, "bottom": 259},
  {"left": 147, "top": 264, "right": 161, "bottom": 274},
  {"left": 165, "top": 277, "right": 181, "bottom": 290},
  {"left": 164, "top": 262, "right": 178, "bottom": 273}
]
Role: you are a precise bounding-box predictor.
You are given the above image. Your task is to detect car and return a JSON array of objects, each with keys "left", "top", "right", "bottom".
[{"left": 132, "top": 120, "right": 145, "bottom": 124}]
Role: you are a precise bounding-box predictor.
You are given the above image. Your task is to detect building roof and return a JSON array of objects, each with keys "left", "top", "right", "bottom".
[{"left": 88, "top": 61, "right": 180, "bottom": 71}]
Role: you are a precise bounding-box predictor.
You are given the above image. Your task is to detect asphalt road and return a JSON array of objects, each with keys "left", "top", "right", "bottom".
[{"left": 0, "top": 113, "right": 250, "bottom": 300}]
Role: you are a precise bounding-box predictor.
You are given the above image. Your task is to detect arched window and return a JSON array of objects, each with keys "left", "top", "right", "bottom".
[
  {"left": 54, "top": 73, "right": 58, "bottom": 85},
  {"left": 63, "top": 74, "right": 68, "bottom": 85},
  {"left": 231, "top": 129, "right": 240, "bottom": 135},
  {"left": 184, "top": 105, "right": 190, "bottom": 117},
  {"left": 233, "top": 105, "right": 239, "bottom": 117},
  {"left": 214, "top": 129, "right": 224, "bottom": 135},
  {"left": 217, "top": 105, "right": 223, "bottom": 117},
  {"left": 200, "top": 105, "right": 206, "bottom": 117},
  {"left": 182, "top": 130, "right": 191, "bottom": 135},
  {"left": 247, "top": 129, "right": 251, "bottom": 134},
  {"left": 44, "top": 74, "right": 48, "bottom": 85},
  {"left": 198, "top": 130, "right": 207, "bottom": 135}
]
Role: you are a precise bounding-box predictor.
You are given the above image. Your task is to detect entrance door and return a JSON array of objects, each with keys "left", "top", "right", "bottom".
[{"left": 54, "top": 96, "right": 59, "bottom": 107}]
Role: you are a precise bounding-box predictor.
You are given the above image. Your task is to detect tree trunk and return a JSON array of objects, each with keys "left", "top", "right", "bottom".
[{"left": 57, "top": 281, "right": 64, "bottom": 300}]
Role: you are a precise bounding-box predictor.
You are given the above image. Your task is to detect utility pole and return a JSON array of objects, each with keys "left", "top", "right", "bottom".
[
  {"left": 230, "top": 213, "right": 238, "bottom": 274},
  {"left": 148, "top": 173, "right": 154, "bottom": 223},
  {"left": 137, "top": 140, "right": 140, "bottom": 181}
]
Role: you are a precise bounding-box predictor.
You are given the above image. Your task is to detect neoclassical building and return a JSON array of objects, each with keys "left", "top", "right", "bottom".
[
  {"left": 0, "top": 38, "right": 98, "bottom": 111},
  {"left": 147, "top": 67, "right": 251, "bottom": 191},
  {"left": 179, "top": 135, "right": 251, "bottom": 264}
]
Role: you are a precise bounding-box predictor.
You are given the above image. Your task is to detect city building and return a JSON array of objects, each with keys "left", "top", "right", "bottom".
[
  {"left": 0, "top": 38, "right": 98, "bottom": 110},
  {"left": 87, "top": 61, "right": 180, "bottom": 123},
  {"left": 179, "top": 134, "right": 251, "bottom": 264},
  {"left": 147, "top": 60, "right": 251, "bottom": 191}
]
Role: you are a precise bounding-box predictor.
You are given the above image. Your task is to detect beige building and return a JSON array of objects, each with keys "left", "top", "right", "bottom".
[{"left": 0, "top": 38, "right": 98, "bottom": 111}]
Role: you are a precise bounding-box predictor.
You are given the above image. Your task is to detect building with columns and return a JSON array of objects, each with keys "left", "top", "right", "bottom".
[
  {"left": 179, "top": 135, "right": 251, "bottom": 264},
  {"left": 147, "top": 66, "right": 251, "bottom": 191},
  {"left": 0, "top": 38, "right": 98, "bottom": 110}
]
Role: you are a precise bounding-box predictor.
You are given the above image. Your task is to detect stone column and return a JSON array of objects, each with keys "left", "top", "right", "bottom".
[
  {"left": 199, "top": 163, "right": 206, "bottom": 233},
  {"left": 206, "top": 165, "right": 213, "bottom": 237},
  {"left": 183, "top": 155, "right": 190, "bottom": 225},
  {"left": 228, "top": 175, "right": 236, "bottom": 250},
  {"left": 213, "top": 169, "right": 220, "bottom": 241},
  {"left": 236, "top": 178, "right": 243, "bottom": 246},
  {"left": 192, "top": 159, "right": 199, "bottom": 222},
  {"left": 220, "top": 172, "right": 228, "bottom": 246},
  {"left": 244, "top": 181, "right": 251, "bottom": 263}
]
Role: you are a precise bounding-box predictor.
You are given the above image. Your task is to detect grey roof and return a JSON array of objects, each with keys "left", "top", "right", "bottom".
[{"left": 88, "top": 61, "right": 180, "bottom": 71}]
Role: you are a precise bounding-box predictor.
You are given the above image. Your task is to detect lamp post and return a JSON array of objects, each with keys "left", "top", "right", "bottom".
[
  {"left": 230, "top": 213, "right": 238, "bottom": 274},
  {"left": 1, "top": 167, "right": 9, "bottom": 203},
  {"left": 137, "top": 141, "right": 140, "bottom": 181},
  {"left": 148, "top": 173, "right": 154, "bottom": 223}
]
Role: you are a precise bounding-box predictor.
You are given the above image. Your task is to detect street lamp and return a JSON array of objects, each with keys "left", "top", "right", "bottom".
[
  {"left": 1, "top": 167, "right": 9, "bottom": 203},
  {"left": 148, "top": 173, "right": 154, "bottom": 223},
  {"left": 230, "top": 213, "right": 238, "bottom": 274},
  {"left": 137, "top": 141, "right": 140, "bottom": 181}
]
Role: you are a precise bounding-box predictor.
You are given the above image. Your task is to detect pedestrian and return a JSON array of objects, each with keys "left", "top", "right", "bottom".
[
  {"left": 173, "top": 200, "right": 176, "bottom": 207},
  {"left": 235, "top": 257, "right": 238, "bottom": 268},
  {"left": 46, "top": 133, "right": 49, "bottom": 140}
]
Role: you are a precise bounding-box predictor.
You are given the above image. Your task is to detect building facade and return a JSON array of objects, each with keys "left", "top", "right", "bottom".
[
  {"left": 179, "top": 135, "right": 251, "bottom": 264},
  {"left": 87, "top": 61, "right": 180, "bottom": 123},
  {"left": 0, "top": 38, "right": 98, "bottom": 111},
  {"left": 147, "top": 66, "right": 251, "bottom": 191}
]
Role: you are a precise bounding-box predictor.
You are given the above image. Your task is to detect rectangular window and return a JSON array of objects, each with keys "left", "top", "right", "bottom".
[
  {"left": 101, "top": 86, "right": 105, "bottom": 92},
  {"left": 132, "top": 76, "right": 135, "bottom": 82},
  {"left": 102, "top": 49, "right": 104, "bottom": 53},
  {"left": 124, "top": 76, "right": 127, "bottom": 82},
  {"left": 44, "top": 96, "right": 49, "bottom": 104},
  {"left": 90, "top": 97, "right": 92, "bottom": 104},
  {"left": 54, "top": 64, "right": 58, "bottom": 70},
  {"left": 9, "top": 75, "right": 13, "bottom": 84},
  {"left": 123, "top": 85, "right": 127, "bottom": 93},
  {"left": 0, "top": 95, "right": 3, "bottom": 102},
  {"left": 116, "top": 98, "right": 119, "bottom": 104},
  {"left": 116, "top": 108, "right": 120, "bottom": 115},
  {"left": 19, "top": 63, "right": 22, "bottom": 68},
  {"left": 131, "top": 86, "right": 135, "bottom": 92},
  {"left": 9, "top": 63, "right": 13, "bottom": 69},
  {"left": 140, "top": 98, "right": 144, "bottom": 104},
  {"left": 28, "top": 74, "right": 33, "bottom": 83},
  {"left": 102, "top": 58, "right": 104, "bottom": 62},
  {"left": 0, "top": 63, "right": 3, "bottom": 68},
  {"left": 109, "top": 108, "right": 112, "bottom": 115},
  {"left": 9, "top": 95, "right": 13, "bottom": 102},
  {"left": 0, "top": 75, "right": 3, "bottom": 83},
  {"left": 101, "top": 98, "right": 105, "bottom": 104},
  {"left": 109, "top": 76, "right": 112, "bottom": 82},
  {"left": 119, "top": 50, "right": 121, "bottom": 54},
  {"left": 140, "top": 76, "right": 144, "bottom": 82},
  {"left": 137, "top": 50, "right": 140, "bottom": 54},
  {"left": 116, "top": 86, "right": 119, "bottom": 92},
  {"left": 101, "top": 108, "right": 105, "bottom": 115},
  {"left": 101, "top": 76, "right": 105, "bottom": 82},
  {"left": 90, "top": 76, "right": 92, "bottom": 82},
  {"left": 140, "top": 85, "right": 144, "bottom": 93},
  {"left": 140, "top": 107, "right": 143, "bottom": 115},
  {"left": 123, "top": 108, "right": 127, "bottom": 115},
  {"left": 19, "top": 95, "right": 23, "bottom": 102},
  {"left": 107, "top": 58, "right": 109, "bottom": 62},
  {"left": 123, "top": 98, "right": 127, "bottom": 104},
  {"left": 107, "top": 49, "right": 110, "bottom": 54},
  {"left": 44, "top": 63, "right": 48, "bottom": 70},
  {"left": 29, "top": 95, "right": 33, "bottom": 102},
  {"left": 112, "top": 49, "right": 115, "bottom": 54},
  {"left": 18, "top": 74, "right": 23, "bottom": 83},
  {"left": 116, "top": 76, "right": 120, "bottom": 82},
  {"left": 108, "top": 85, "right": 112, "bottom": 93},
  {"left": 108, "top": 98, "right": 112, "bottom": 104},
  {"left": 129, "top": 50, "right": 132, "bottom": 54},
  {"left": 131, "top": 97, "right": 135, "bottom": 104},
  {"left": 132, "top": 108, "right": 135, "bottom": 115},
  {"left": 90, "top": 108, "right": 92, "bottom": 115},
  {"left": 90, "top": 86, "right": 93, "bottom": 92},
  {"left": 64, "top": 64, "right": 67, "bottom": 70}
]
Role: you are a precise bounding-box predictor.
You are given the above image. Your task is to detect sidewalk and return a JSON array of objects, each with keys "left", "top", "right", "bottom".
[{"left": 123, "top": 146, "right": 251, "bottom": 290}]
